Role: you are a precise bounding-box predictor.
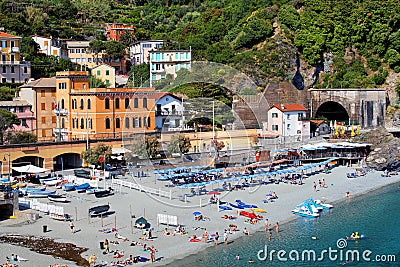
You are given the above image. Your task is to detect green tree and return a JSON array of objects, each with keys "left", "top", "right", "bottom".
[
  {"left": 167, "top": 134, "right": 191, "bottom": 155},
  {"left": 81, "top": 143, "right": 112, "bottom": 167},
  {"left": 89, "top": 76, "right": 107, "bottom": 88},
  {"left": 119, "top": 31, "right": 136, "bottom": 46},
  {"left": 21, "top": 37, "right": 40, "bottom": 61},
  {"left": 89, "top": 40, "right": 106, "bottom": 65},
  {"left": 0, "top": 109, "right": 19, "bottom": 144},
  {"left": 0, "top": 86, "right": 17, "bottom": 101},
  {"left": 104, "top": 41, "right": 127, "bottom": 60},
  {"left": 127, "top": 63, "right": 150, "bottom": 87},
  {"left": 131, "top": 135, "right": 160, "bottom": 158},
  {"left": 384, "top": 49, "right": 400, "bottom": 68},
  {"left": 7, "top": 131, "right": 37, "bottom": 144}
]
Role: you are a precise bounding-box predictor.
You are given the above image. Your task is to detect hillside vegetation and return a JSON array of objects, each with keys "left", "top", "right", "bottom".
[{"left": 2, "top": 0, "right": 400, "bottom": 90}]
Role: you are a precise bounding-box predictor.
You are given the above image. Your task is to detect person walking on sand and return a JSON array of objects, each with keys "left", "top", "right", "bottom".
[
  {"left": 268, "top": 230, "right": 272, "bottom": 241},
  {"left": 275, "top": 222, "right": 279, "bottom": 234},
  {"left": 203, "top": 229, "right": 208, "bottom": 243},
  {"left": 104, "top": 239, "right": 110, "bottom": 254},
  {"left": 214, "top": 232, "right": 219, "bottom": 245},
  {"left": 224, "top": 230, "right": 228, "bottom": 245},
  {"left": 69, "top": 221, "right": 75, "bottom": 233},
  {"left": 265, "top": 219, "right": 269, "bottom": 232},
  {"left": 150, "top": 245, "right": 156, "bottom": 263},
  {"left": 313, "top": 182, "right": 317, "bottom": 192}
]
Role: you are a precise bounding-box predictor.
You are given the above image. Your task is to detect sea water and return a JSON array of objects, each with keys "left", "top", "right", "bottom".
[{"left": 173, "top": 183, "right": 400, "bottom": 266}]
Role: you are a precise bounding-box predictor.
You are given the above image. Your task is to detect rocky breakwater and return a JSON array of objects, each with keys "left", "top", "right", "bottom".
[{"left": 356, "top": 127, "right": 400, "bottom": 171}]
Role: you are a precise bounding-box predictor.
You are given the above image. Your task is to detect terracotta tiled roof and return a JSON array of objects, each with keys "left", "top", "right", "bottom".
[
  {"left": 270, "top": 103, "right": 307, "bottom": 112},
  {"left": 0, "top": 32, "right": 21, "bottom": 39},
  {"left": 310, "top": 119, "right": 327, "bottom": 126},
  {"left": 19, "top": 77, "right": 56, "bottom": 88},
  {"left": 150, "top": 92, "right": 181, "bottom": 100}
]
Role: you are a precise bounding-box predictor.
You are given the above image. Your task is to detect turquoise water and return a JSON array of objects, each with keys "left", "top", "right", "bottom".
[{"left": 173, "top": 183, "right": 400, "bottom": 266}]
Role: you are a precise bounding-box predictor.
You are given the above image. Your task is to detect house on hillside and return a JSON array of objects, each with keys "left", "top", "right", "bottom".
[
  {"left": 149, "top": 49, "right": 191, "bottom": 86},
  {"left": 31, "top": 35, "right": 68, "bottom": 59},
  {"left": 267, "top": 103, "right": 310, "bottom": 144},
  {"left": 310, "top": 119, "right": 331, "bottom": 137},
  {"left": 105, "top": 23, "right": 134, "bottom": 42},
  {"left": 0, "top": 100, "right": 35, "bottom": 133},
  {"left": 152, "top": 92, "right": 184, "bottom": 131},
  {"left": 130, "top": 40, "right": 164, "bottom": 65},
  {"left": 91, "top": 64, "right": 116, "bottom": 88},
  {"left": 0, "top": 31, "right": 31, "bottom": 83}
]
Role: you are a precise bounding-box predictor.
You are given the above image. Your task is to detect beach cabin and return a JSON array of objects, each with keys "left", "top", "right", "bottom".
[{"left": 0, "top": 187, "right": 18, "bottom": 219}]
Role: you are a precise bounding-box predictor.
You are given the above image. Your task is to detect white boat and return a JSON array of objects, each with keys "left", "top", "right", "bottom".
[
  {"left": 314, "top": 199, "right": 334, "bottom": 209},
  {"left": 292, "top": 206, "right": 320, "bottom": 218},
  {"left": 19, "top": 186, "right": 45, "bottom": 195},
  {"left": 27, "top": 190, "right": 56, "bottom": 198},
  {"left": 39, "top": 177, "right": 57, "bottom": 184},
  {"left": 44, "top": 179, "right": 60, "bottom": 186}
]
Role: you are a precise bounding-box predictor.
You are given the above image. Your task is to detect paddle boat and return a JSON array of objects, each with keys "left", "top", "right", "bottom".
[
  {"left": 62, "top": 183, "right": 76, "bottom": 191},
  {"left": 48, "top": 194, "right": 68, "bottom": 203},
  {"left": 345, "top": 232, "right": 366, "bottom": 241},
  {"left": 292, "top": 202, "right": 319, "bottom": 218},
  {"left": 27, "top": 190, "right": 56, "bottom": 198},
  {"left": 314, "top": 199, "right": 334, "bottom": 209},
  {"left": 89, "top": 204, "right": 110, "bottom": 217}
]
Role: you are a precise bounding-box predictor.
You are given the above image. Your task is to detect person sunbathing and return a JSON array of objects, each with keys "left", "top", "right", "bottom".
[
  {"left": 113, "top": 250, "right": 124, "bottom": 258},
  {"left": 115, "top": 232, "right": 128, "bottom": 241},
  {"left": 163, "top": 228, "right": 175, "bottom": 236}
]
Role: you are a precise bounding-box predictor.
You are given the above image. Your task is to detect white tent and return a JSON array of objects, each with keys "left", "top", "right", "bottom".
[{"left": 12, "top": 164, "right": 49, "bottom": 174}]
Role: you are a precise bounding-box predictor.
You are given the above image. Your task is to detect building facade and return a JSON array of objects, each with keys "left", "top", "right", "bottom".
[
  {"left": 154, "top": 92, "right": 184, "bottom": 131},
  {"left": 91, "top": 64, "right": 116, "bottom": 88},
  {"left": 105, "top": 23, "right": 134, "bottom": 42},
  {"left": 130, "top": 40, "right": 164, "bottom": 65},
  {"left": 31, "top": 35, "right": 68, "bottom": 59},
  {"left": 149, "top": 49, "right": 191, "bottom": 86},
  {"left": 65, "top": 41, "right": 127, "bottom": 73},
  {"left": 267, "top": 104, "right": 310, "bottom": 144},
  {"left": 18, "top": 77, "right": 57, "bottom": 142},
  {"left": 55, "top": 71, "right": 156, "bottom": 142},
  {"left": 0, "top": 32, "right": 31, "bottom": 83},
  {"left": 0, "top": 100, "right": 35, "bottom": 133}
]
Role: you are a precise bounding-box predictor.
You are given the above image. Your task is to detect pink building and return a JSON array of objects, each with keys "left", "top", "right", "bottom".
[{"left": 0, "top": 100, "right": 35, "bottom": 132}]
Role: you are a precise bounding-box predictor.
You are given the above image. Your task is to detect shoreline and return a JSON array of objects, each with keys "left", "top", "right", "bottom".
[
  {"left": 156, "top": 168, "right": 400, "bottom": 266},
  {"left": 1, "top": 166, "right": 400, "bottom": 267}
]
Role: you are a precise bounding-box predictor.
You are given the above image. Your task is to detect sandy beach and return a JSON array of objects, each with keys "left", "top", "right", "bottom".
[{"left": 1, "top": 164, "right": 400, "bottom": 267}]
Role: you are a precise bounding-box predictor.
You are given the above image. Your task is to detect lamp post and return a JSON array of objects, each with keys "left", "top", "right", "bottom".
[{"left": 3, "top": 152, "right": 10, "bottom": 182}]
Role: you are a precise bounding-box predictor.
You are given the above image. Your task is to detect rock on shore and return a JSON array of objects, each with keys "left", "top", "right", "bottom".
[{"left": 357, "top": 127, "right": 400, "bottom": 171}]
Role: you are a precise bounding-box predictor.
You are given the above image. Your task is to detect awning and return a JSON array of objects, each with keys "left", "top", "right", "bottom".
[{"left": 12, "top": 164, "right": 49, "bottom": 174}]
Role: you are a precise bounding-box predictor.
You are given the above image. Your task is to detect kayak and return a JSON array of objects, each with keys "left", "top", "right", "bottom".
[{"left": 250, "top": 208, "right": 267, "bottom": 213}]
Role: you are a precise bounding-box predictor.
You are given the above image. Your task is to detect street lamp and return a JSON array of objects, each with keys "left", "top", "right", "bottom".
[{"left": 3, "top": 152, "right": 10, "bottom": 182}]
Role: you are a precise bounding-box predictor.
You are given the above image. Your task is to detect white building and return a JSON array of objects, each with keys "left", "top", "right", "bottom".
[
  {"left": 31, "top": 35, "right": 68, "bottom": 59},
  {"left": 130, "top": 40, "right": 164, "bottom": 65},
  {"left": 267, "top": 103, "right": 310, "bottom": 143},
  {"left": 149, "top": 49, "right": 191, "bottom": 86},
  {"left": 153, "top": 92, "right": 185, "bottom": 131}
]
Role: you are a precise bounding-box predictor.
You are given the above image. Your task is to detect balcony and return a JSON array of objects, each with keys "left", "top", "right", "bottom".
[
  {"left": 53, "top": 108, "right": 68, "bottom": 115},
  {"left": 155, "top": 110, "right": 183, "bottom": 116}
]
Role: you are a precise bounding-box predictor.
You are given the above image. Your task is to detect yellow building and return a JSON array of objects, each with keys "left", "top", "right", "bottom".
[
  {"left": 0, "top": 32, "right": 31, "bottom": 83},
  {"left": 55, "top": 71, "right": 156, "bottom": 142},
  {"left": 91, "top": 64, "right": 116, "bottom": 88}
]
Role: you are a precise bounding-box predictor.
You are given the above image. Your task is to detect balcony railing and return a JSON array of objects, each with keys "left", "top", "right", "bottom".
[
  {"left": 8, "top": 47, "right": 19, "bottom": 53},
  {"left": 53, "top": 109, "right": 68, "bottom": 115},
  {"left": 155, "top": 110, "right": 183, "bottom": 116}
]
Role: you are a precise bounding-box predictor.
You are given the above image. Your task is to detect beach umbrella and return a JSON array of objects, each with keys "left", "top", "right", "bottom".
[
  {"left": 193, "top": 211, "right": 201, "bottom": 216},
  {"left": 357, "top": 125, "right": 361, "bottom": 135},
  {"left": 208, "top": 191, "right": 221, "bottom": 195},
  {"left": 351, "top": 124, "right": 355, "bottom": 137},
  {"left": 341, "top": 125, "right": 345, "bottom": 134},
  {"left": 335, "top": 122, "right": 339, "bottom": 136},
  {"left": 135, "top": 217, "right": 148, "bottom": 228}
]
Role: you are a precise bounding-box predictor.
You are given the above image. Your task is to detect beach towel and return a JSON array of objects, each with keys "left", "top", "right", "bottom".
[{"left": 189, "top": 238, "right": 201, "bottom": 242}]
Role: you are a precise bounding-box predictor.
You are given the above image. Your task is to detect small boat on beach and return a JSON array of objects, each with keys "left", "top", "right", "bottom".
[
  {"left": 43, "top": 179, "right": 60, "bottom": 186},
  {"left": 88, "top": 204, "right": 110, "bottom": 216},
  {"left": 48, "top": 194, "right": 68, "bottom": 203},
  {"left": 62, "top": 183, "right": 75, "bottom": 191},
  {"left": 229, "top": 203, "right": 245, "bottom": 209},
  {"left": 239, "top": 211, "right": 263, "bottom": 219},
  {"left": 219, "top": 205, "right": 232, "bottom": 211},
  {"left": 250, "top": 208, "right": 267, "bottom": 213},
  {"left": 19, "top": 186, "right": 45, "bottom": 195},
  {"left": 314, "top": 199, "right": 334, "bottom": 209},
  {"left": 292, "top": 207, "right": 320, "bottom": 218},
  {"left": 39, "top": 177, "right": 57, "bottom": 184},
  {"left": 27, "top": 190, "right": 56, "bottom": 198},
  {"left": 75, "top": 183, "right": 90, "bottom": 192},
  {"left": 94, "top": 188, "right": 113, "bottom": 198}
]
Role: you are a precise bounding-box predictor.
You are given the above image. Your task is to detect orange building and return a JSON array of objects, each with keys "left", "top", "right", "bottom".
[
  {"left": 55, "top": 71, "right": 156, "bottom": 142},
  {"left": 105, "top": 23, "right": 135, "bottom": 42}
]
